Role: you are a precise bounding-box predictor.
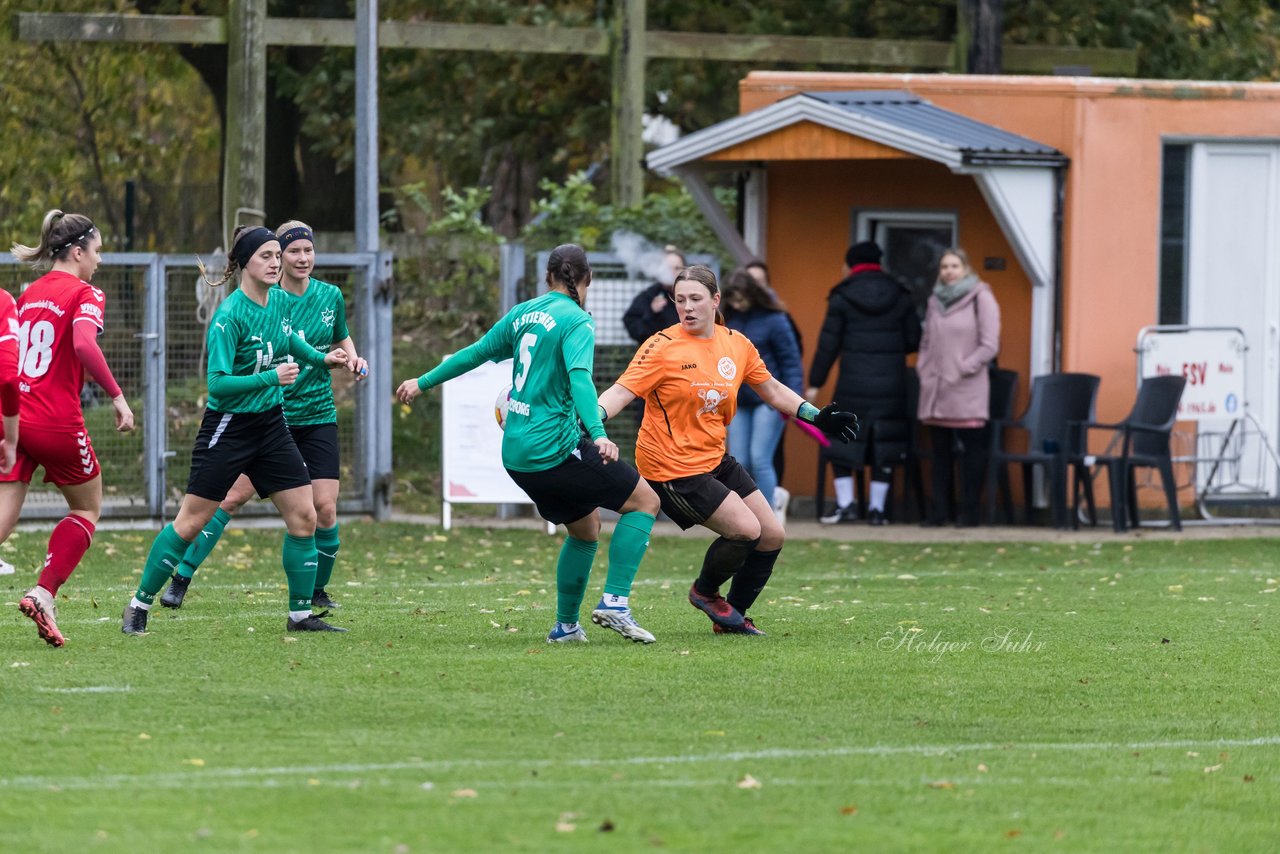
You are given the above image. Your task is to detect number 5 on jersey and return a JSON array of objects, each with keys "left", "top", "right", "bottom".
[{"left": 513, "top": 332, "right": 537, "bottom": 392}]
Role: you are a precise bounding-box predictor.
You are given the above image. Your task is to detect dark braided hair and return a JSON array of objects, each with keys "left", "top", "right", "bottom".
[{"left": 545, "top": 243, "right": 592, "bottom": 307}]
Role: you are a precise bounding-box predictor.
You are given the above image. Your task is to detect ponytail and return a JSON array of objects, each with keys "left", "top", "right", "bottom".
[{"left": 11, "top": 209, "right": 97, "bottom": 271}]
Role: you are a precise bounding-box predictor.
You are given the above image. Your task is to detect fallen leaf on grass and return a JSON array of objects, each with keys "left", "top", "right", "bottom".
[
  {"left": 840, "top": 805, "right": 858, "bottom": 816},
  {"left": 1244, "top": 775, "right": 1255, "bottom": 783},
  {"left": 736, "top": 774, "right": 762, "bottom": 789},
  {"left": 926, "top": 781, "right": 955, "bottom": 790},
  {"left": 598, "top": 819, "right": 616, "bottom": 832},
  {"left": 1168, "top": 585, "right": 1184, "bottom": 593},
  {"left": 1204, "top": 764, "right": 1222, "bottom": 774},
  {"left": 1005, "top": 829, "right": 1022, "bottom": 839},
  {"left": 897, "top": 574, "right": 918, "bottom": 580},
  {"left": 138, "top": 733, "right": 150, "bottom": 740},
  {"left": 1186, "top": 751, "right": 1199, "bottom": 758},
  {"left": 182, "top": 758, "right": 205, "bottom": 767},
  {"left": 704, "top": 730, "right": 726, "bottom": 737},
  {"left": 555, "top": 821, "right": 576, "bottom": 833},
  {"left": 451, "top": 788, "right": 478, "bottom": 798},
  {"left": 977, "top": 764, "right": 989, "bottom": 773}
]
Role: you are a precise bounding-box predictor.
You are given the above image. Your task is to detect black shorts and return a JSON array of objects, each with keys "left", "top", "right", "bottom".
[
  {"left": 186, "top": 407, "right": 312, "bottom": 501},
  {"left": 289, "top": 422, "right": 340, "bottom": 480},
  {"left": 506, "top": 437, "right": 641, "bottom": 525},
  {"left": 648, "top": 454, "right": 758, "bottom": 530}
]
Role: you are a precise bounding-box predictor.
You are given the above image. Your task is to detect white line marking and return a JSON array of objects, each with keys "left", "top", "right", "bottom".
[
  {"left": 35, "top": 686, "right": 131, "bottom": 694},
  {"left": 1, "top": 737, "right": 1276, "bottom": 790}
]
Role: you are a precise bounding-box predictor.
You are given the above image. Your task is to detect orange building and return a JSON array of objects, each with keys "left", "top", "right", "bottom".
[{"left": 647, "top": 71, "right": 1280, "bottom": 511}]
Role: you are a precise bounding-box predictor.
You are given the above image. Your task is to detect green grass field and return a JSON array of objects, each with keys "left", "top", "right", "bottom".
[{"left": 2, "top": 524, "right": 1278, "bottom": 852}]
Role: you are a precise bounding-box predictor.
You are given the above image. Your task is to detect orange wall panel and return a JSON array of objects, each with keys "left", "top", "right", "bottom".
[{"left": 705, "top": 121, "right": 913, "bottom": 162}]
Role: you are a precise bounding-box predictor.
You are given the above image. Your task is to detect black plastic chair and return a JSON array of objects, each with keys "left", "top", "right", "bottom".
[
  {"left": 986, "top": 373, "right": 1100, "bottom": 528},
  {"left": 1070, "top": 374, "right": 1186, "bottom": 532},
  {"left": 985, "top": 368, "right": 1020, "bottom": 519}
]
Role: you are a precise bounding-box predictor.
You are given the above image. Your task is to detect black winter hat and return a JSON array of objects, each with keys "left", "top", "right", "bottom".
[{"left": 845, "top": 241, "right": 882, "bottom": 267}]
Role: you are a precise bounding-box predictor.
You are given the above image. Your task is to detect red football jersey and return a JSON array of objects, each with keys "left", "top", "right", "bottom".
[{"left": 15, "top": 271, "right": 106, "bottom": 429}]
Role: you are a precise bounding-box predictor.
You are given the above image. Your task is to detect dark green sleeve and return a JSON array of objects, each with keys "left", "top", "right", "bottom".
[
  {"left": 285, "top": 331, "right": 329, "bottom": 368},
  {"left": 417, "top": 312, "right": 515, "bottom": 391},
  {"left": 209, "top": 371, "right": 279, "bottom": 398},
  {"left": 569, "top": 367, "right": 606, "bottom": 441},
  {"left": 333, "top": 289, "right": 350, "bottom": 341}
]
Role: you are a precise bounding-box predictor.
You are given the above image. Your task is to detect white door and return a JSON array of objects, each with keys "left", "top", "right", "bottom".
[{"left": 1186, "top": 142, "right": 1280, "bottom": 495}]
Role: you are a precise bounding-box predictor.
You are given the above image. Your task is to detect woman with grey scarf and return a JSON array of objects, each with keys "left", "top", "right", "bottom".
[{"left": 916, "top": 248, "right": 1001, "bottom": 527}]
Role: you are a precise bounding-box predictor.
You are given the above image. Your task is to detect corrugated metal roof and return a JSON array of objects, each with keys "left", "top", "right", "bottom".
[{"left": 802, "top": 90, "right": 1062, "bottom": 162}]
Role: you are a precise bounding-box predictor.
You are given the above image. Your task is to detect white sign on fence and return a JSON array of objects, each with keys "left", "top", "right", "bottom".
[
  {"left": 1136, "top": 326, "right": 1246, "bottom": 421},
  {"left": 439, "top": 358, "right": 532, "bottom": 528}
]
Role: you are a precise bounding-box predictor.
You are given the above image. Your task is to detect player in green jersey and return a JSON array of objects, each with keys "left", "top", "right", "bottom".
[
  {"left": 397, "top": 244, "right": 661, "bottom": 644},
  {"left": 156, "top": 221, "right": 368, "bottom": 611},
  {"left": 122, "top": 226, "right": 351, "bottom": 636}
]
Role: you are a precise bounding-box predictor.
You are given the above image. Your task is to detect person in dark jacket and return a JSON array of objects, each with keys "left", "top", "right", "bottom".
[
  {"left": 806, "top": 241, "right": 921, "bottom": 525},
  {"left": 622, "top": 246, "right": 684, "bottom": 344},
  {"left": 723, "top": 269, "right": 803, "bottom": 514}
]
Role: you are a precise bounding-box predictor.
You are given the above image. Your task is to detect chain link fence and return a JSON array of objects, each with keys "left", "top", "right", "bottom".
[{"left": 0, "top": 252, "right": 393, "bottom": 519}]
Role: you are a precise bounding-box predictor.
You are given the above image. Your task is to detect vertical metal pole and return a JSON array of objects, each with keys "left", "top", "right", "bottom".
[
  {"left": 355, "top": 0, "right": 378, "bottom": 254},
  {"left": 499, "top": 242, "right": 526, "bottom": 314},
  {"left": 142, "top": 255, "right": 168, "bottom": 518},
  {"left": 354, "top": 0, "right": 393, "bottom": 518}
]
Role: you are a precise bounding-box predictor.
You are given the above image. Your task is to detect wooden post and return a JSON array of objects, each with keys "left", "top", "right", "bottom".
[
  {"left": 611, "top": 0, "right": 646, "bottom": 208},
  {"left": 223, "top": 0, "right": 267, "bottom": 246}
]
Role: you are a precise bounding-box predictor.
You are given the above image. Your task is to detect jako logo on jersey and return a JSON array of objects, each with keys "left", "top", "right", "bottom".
[
  {"left": 680, "top": 363, "right": 697, "bottom": 370},
  {"left": 79, "top": 303, "right": 103, "bottom": 321},
  {"left": 697, "top": 388, "right": 728, "bottom": 416},
  {"left": 321, "top": 308, "right": 335, "bottom": 327},
  {"left": 717, "top": 357, "right": 737, "bottom": 380}
]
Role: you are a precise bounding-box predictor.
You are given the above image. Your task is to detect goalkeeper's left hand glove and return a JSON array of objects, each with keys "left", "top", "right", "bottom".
[{"left": 811, "top": 402, "right": 859, "bottom": 443}]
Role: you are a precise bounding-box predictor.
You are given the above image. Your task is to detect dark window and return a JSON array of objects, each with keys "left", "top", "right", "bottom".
[{"left": 1159, "top": 144, "right": 1190, "bottom": 325}]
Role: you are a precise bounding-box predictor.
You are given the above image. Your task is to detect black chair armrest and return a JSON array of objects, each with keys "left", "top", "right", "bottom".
[{"left": 1123, "top": 421, "right": 1172, "bottom": 437}]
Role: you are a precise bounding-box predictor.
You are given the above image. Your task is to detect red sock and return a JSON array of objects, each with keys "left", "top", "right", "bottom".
[{"left": 37, "top": 515, "right": 96, "bottom": 596}]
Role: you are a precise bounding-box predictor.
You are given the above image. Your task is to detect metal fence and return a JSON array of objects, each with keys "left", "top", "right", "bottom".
[{"left": 0, "top": 252, "right": 393, "bottom": 520}]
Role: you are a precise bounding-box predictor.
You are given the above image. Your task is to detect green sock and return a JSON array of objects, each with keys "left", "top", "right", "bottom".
[
  {"left": 314, "top": 523, "right": 340, "bottom": 590},
  {"left": 177, "top": 507, "right": 232, "bottom": 579},
  {"left": 135, "top": 524, "right": 191, "bottom": 605},
  {"left": 556, "top": 536, "right": 598, "bottom": 624},
  {"left": 604, "top": 511, "right": 655, "bottom": 597},
  {"left": 282, "top": 533, "right": 319, "bottom": 612}
]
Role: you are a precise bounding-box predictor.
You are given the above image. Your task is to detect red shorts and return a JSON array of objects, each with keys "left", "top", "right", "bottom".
[{"left": 0, "top": 425, "right": 101, "bottom": 486}]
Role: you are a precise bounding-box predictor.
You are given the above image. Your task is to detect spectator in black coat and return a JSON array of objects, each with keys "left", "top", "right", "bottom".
[
  {"left": 806, "top": 241, "right": 921, "bottom": 525},
  {"left": 623, "top": 246, "right": 684, "bottom": 344}
]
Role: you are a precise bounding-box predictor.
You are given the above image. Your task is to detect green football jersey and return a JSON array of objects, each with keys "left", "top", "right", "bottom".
[
  {"left": 471, "top": 292, "right": 598, "bottom": 472},
  {"left": 276, "top": 278, "right": 349, "bottom": 425},
  {"left": 206, "top": 288, "right": 302, "bottom": 414}
]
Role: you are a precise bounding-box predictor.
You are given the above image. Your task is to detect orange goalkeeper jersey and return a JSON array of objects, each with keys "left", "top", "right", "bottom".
[{"left": 618, "top": 323, "right": 773, "bottom": 481}]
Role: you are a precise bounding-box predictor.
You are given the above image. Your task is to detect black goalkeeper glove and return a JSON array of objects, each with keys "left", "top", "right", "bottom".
[{"left": 813, "top": 403, "right": 859, "bottom": 443}]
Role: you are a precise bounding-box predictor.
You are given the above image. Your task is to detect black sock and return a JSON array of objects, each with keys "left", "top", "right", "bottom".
[
  {"left": 727, "top": 547, "right": 781, "bottom": 614},
  {"left": 694, "top": 536, "right": 760, "bottom": 595}
]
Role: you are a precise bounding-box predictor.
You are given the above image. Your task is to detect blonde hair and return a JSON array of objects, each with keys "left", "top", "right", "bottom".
[
  {"left": 11, "top": 209, "right": 97, "bottom": 271},
  {"left": 275, "top": 219, "right": 311, "bottom": 237}
]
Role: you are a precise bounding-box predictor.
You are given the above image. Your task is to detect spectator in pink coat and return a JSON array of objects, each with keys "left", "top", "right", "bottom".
[{"left": 916, "top": 248, "right": 1001, "bottom": 527}]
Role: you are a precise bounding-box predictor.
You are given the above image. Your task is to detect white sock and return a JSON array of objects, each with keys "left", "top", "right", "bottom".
[
  {"left": 869, "top": 481, "right": 890, "bottom": 512},
  {"left": 833, "top": 476, "right": 855, "bottom": 509},
  {"left": 602, "top": 593, "right": 628, "bottom": 609},
  {"left": 289, "top": 609, "right": 311, "bottom": 622},
  {"left": 131, "top": 597, "right": 152, "bottom": 611}
]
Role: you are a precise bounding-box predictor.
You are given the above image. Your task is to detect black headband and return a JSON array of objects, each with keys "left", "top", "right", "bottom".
[
  {"left": 231, "top": 227, "right": 278, "bottom": 269},
  {"left": 278, "top": 226, "right": 314, "bottom": 252},
  {"left": 52, "top": 226, "right": 96, "bottom": 254}
]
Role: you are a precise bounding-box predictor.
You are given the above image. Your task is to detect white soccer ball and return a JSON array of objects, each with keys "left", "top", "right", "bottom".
[{"left": 495, "top": 385, "right": 512, "bottom": 430}]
